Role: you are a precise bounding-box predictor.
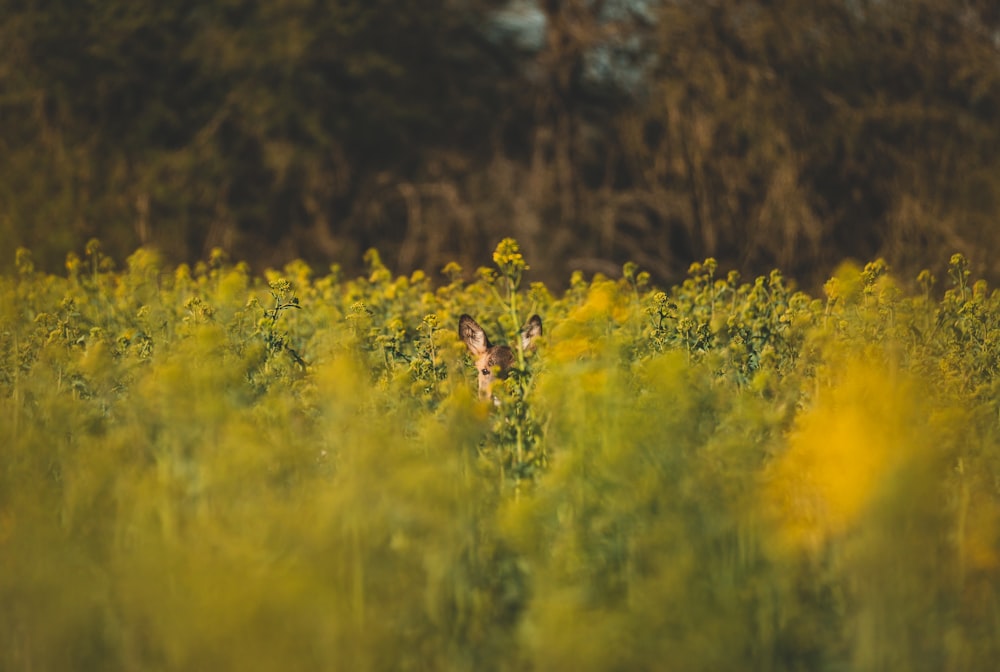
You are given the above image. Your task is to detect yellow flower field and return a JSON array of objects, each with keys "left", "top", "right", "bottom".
[{"left": 1, "top": 241, "right": 999, "bottom": 670}]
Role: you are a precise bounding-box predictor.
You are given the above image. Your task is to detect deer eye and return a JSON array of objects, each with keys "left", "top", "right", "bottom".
[{"left": 481, "top": 368, "right": 491, "bottom": 376}]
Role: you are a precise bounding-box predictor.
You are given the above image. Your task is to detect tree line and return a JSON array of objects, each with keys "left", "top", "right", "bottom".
[{"left": 2, "top": 0, "right": 999, "bottom": 289}]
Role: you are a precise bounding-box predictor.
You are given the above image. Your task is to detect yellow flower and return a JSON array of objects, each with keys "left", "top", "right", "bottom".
[
  {"left": 764, "top": 360, "right": 931, "bottom": 552},
  {"left": 492, "top": 238, "right": 528, "bottom": 277}
]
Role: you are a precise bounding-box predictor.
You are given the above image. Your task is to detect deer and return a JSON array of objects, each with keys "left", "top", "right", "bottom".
[{"left": 459, "top": 313, "right": 542, "bottom": 402}]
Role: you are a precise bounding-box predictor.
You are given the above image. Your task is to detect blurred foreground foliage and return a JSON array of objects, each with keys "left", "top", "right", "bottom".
[{"left": 3, "top": 242, "right": 1000, "bottom": 670}]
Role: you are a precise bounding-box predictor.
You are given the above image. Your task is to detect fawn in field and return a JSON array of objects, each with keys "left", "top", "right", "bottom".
[{"left": 459, "top": 314, "right": 542, "bottom": 402}]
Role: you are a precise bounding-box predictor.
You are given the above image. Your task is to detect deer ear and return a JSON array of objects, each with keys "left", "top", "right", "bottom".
[
  {"left": 459, "top": 314, "right": 490, "bottom": 355},
  {"left": 521, "top": 315, "right": 542, "bottom": 351}
]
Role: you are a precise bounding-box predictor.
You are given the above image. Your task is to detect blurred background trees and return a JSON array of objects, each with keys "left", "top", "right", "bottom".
[{"left": 2, "top": 0, "right": 999, "bottom": 289}]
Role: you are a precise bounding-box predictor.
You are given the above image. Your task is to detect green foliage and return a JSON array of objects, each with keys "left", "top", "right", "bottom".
[{"left": 3, "top": 240, "right": 1000, "bottom": 670}]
